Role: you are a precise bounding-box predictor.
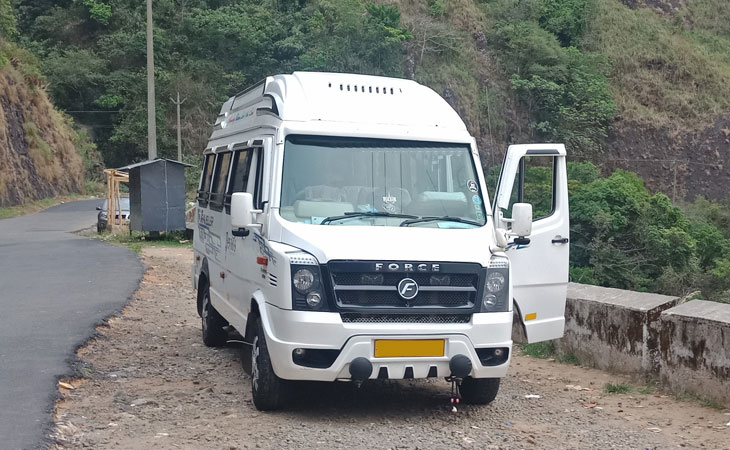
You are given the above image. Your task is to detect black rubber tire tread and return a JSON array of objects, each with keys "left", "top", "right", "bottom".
[
  {"left": 201, "top": 286, "right": 227, "bottom": 347},
  {"left": 459, "top": 377, "right": 500, "bottom": 405},
  {"left": 251, "top": 317, "right": 287, "bottom": 411}
]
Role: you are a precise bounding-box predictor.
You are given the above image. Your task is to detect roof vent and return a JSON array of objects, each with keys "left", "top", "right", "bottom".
[{"left": 330, "top": 82, "right": 399, "bottom": 95}]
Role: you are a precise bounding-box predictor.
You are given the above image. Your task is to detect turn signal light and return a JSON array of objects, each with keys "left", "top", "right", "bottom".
[{"left": 256, "top": 257, "right": 268, "bottom": 266}]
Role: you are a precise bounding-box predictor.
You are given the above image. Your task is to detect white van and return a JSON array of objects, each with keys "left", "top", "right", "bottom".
[{"left": 192, "top": 72, "right": 569, "bottom": 410}]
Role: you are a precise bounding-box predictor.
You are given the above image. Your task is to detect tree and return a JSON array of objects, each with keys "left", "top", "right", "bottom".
[{"left": 0, "top": 0, "right": 16, "bottom": 39}]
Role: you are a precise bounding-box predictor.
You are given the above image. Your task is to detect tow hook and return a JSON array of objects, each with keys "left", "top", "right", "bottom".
[
  {"left": 349, "top": 357, "right": 373, "bottom": 388},
  {"left": 447, "top": 355, "right": 473, "bottom": 411}
]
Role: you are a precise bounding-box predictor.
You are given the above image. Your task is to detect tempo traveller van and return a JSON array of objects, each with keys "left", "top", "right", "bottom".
[{"left": 192, "top": 72, "right": 569, "bottom": 410}]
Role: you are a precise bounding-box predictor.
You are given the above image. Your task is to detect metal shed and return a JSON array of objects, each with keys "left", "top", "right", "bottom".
[{"left": 117, "top": 159, "right": 191, "bottom": 232}]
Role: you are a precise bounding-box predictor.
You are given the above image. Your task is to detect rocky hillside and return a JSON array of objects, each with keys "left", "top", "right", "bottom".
[{"left": 0, "top": 42, "right": 85, "bottom": 207}]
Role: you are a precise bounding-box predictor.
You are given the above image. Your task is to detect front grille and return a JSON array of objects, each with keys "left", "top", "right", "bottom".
[
  {"left": 332, "top": 272, "right": 476, "bottom": 287},
  {"left": 341, "top": 313, "right": 471, "bottom": 324},
  {"left": 337, "top": 290, "right": 470, "bottom": 307},
  {"left": 328, "top": 261, "right": 483, "bottom": 312}
]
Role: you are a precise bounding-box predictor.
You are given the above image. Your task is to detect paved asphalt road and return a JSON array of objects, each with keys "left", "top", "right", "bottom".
[{"left": 0, "top": 200, "right": 144, "bottom": 450}]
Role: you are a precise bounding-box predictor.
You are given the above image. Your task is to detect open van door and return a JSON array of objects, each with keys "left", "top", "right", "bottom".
[{"left": 493, "top": 144, "right": 569, "bottom": 343}]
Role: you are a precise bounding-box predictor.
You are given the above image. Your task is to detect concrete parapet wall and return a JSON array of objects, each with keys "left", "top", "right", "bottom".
[
  {"left": 547, "top": 283, "right": 730, "bottom": 406},
  {"left": 659, "top": 300, "right": 730, "bottom": 404},
  {"left": 554, "top": 283, "right": 680, "bottom": 376}
]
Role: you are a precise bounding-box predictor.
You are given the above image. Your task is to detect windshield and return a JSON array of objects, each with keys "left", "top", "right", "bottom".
[
  {"left": 102, "top": 198, "right": 130, "bottom": 211},
  {"left": 279, "top": 136, "right": 487, "bottom": 227}
]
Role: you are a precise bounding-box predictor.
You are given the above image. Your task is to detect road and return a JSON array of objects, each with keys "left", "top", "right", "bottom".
[{"left": 0, "top": 200, "right": 144, "bottom": 450}]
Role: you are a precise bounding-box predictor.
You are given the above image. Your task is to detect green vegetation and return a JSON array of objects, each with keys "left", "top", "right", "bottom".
[
  {"left": 14, "top": 0, "right": 411, "bottom": 167},
  {"left": 0, "top": 0, "right": 15, "bottom": 40},
  {"left": 558, "top": 352, "right": 581, "bottom": 365},
  {"left": 637, "top": 385, "right": 657, "bottom": 395},
  {"left": 585, "top": 0, "right": 730, "bottom": 128},
  {"left": 7, "top": 0, "right": 730, "bottom": 162},
  {"left": 604, "top": 382, "right": 632, "bottom": 394},
  {"left": 491, "top": 158, "right": 730, "bottom": 303},
  {"left": 567, "top": 163, "right": 730, "bottom": 302},
  {"left": 675, "top": 391, "right": 725, "bottom": 410},
  {"left": 482, "top": 0, "right": 616, "bottom": 153},
  {"left": 97, "top": 230, "right": 192, "bottom": 254},
  {"left": 521, "top": 341, "right": 556, "bottom": 359},
  {"left": 521, "top": 341, "right": 581, "bottom": 364}
]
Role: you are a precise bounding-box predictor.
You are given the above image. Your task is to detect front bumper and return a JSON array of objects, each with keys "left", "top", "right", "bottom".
[{"left": 258, "top": 302, "right": 513, "bottom": 382}]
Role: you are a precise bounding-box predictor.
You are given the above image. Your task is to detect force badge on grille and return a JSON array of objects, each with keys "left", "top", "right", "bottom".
[{"left": 397, "top": 278, "right": 419, "bottom": 301}]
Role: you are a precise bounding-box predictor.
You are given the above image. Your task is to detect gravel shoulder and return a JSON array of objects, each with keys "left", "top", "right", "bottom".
[{"left": 51, "top": 247, "right": 730, "bottom": 450}]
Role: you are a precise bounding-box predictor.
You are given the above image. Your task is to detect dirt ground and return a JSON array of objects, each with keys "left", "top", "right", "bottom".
[{"left": 51, "top": 247, "right": 730, "bottom": 450}]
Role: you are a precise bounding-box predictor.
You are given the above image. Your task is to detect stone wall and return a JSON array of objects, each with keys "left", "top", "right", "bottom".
[
  {"left": 659, "top": 300, "right": 730, "bottom": 404},
  {"left": 534, "top": 283, "right": 730, "bottom": 406},
  {"left": 554, "top": 283, "right": 680, "bottom": 376}
]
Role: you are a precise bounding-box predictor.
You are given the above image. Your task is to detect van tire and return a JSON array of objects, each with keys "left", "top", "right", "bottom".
[
  {"left": 251, "top": 317, "right": 287, "bottom": 410},
  {"left": 459, "top": 377, "right": 500, "bottom": 405},
  {"left": 201, "top": 287, "right": 227, "bottom": 347}
]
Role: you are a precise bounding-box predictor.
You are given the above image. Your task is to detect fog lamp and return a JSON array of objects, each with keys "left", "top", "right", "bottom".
[
  {"left": 483, "top": 294, "right": 497, "bottom": 308},
  {"left": 306, "top": 291, "right": 323, "bottom": 308}
]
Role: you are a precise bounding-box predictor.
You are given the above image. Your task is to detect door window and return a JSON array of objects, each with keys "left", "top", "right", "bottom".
[
  {"left": 225, "top": 149, "right": 254, "bottom": 213},
  {"left": 198, "top": 153, "right": 215, "bottom": 207},
  {"left": 229, "top": 150, "right": 253, "bottom": 194},
  {"left": 210, "top": 152, "right": 232, "bottom": 211},
  {"left": 503, "top": 156, "right": 556, "bottom": 222}
]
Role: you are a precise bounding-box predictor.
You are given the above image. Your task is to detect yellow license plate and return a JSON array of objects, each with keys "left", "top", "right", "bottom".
[{"left": 373, "top": 339, "right": 445, "bottom": 358}]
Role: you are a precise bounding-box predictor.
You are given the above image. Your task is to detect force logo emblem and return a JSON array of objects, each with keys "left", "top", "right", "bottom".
[{"left": 397, "top": 278, "right": 419, "bottom": 300}]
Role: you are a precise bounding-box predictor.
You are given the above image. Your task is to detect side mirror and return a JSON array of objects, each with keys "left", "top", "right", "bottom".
[
  {"left": 511, "top": 203, "right": 532, "bottom": 237},
  {"left": 231, "top": 192, "right": 262, "bottom": 231}
]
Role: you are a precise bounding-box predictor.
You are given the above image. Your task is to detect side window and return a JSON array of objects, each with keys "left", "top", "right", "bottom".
[
  {"left": 230, "top": 150, "right": 253, "bottom": 193},
  {"left": 198, "top": 153, "right": 215, "bottom": 207},
  {"left": 506, "top": 156, "right": 555, "bottom": 221},
  {"left": 210, "top": 152, "right": 232, "bottom": 211},
  {"left": 251, "top": 149, "right": 263, "bottom": 209},
  {"left": 225, "top": 149, "right": 253, "bottom": 213}
]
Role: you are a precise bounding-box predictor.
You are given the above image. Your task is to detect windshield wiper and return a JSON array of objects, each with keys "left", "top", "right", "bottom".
[
  {"left": 399, "top": 216, "right": 482, "bottom": 227},
  {"left": 320, "top": 211, "right": 418, "bottom": 225}
]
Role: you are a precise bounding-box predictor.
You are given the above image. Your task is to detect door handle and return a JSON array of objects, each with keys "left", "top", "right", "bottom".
[{"left": 551, "top": 236, "right": 569, "bottom": 244}]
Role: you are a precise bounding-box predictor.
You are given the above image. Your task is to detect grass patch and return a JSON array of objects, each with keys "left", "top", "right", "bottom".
[
  {"left": 0, "top": 194, "right": 90, "bottom": 220},
  {"left": 85, "top": 180, "right": 106, "bottom": 196},
  {"left": 557, "top": 353, "right": 581, "bottom": 365},
  {"left": 637, "top": 385, "right": 657, "bottom": 395},
  {"left": 521, "top": 341, "right": 556, "bottom": 359},
  {"left": 604, "top": 382, "right": 632, "bottom": 394},
  {"left": 97, "top": 230, "right": 192, "bottom": 253},
  {"left": 585, "top": 0, "right": 730, "bottom": 128},
  {"left": 676, "top": 392, "right": 725, "bottom": 410}
]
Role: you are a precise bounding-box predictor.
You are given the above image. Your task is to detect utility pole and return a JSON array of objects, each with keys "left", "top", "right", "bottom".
[
  {"left": 170, "top": 92, "right": 187, "bottom": 162},
  {"left": 146, "top": 0, "right": 157, "bottom": 160}
]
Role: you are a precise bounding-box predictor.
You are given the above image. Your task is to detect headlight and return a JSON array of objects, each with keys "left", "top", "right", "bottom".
[
  {"left": 482, "top": 258, "right": 509, "bottom": 313},
  {"left": 486, "top": 272, "right": 505, "bottom": 293},
  {"left": 290, "top": 253, "right": 330, "bottom": 312},
  {"left": 293, "top": 268, "right": 315, "bottom": 293}
]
